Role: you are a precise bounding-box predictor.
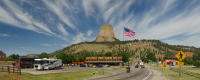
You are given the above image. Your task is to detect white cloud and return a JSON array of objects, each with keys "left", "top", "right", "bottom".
[
  {"left": 60, "top": 44, "right": 69, "bottom": 47},
  {"left": 57, "top": 24, "right": 68, "bottom": 36},
  {"left": 82, "top": 0, "right": 95, "bottom": 17},
  {"left": 0, "top": 34, "right": 9, "bottom": 37},
  {"left": 128, "top": 0, "right": 200, "bottom": 48},
  {"left": 82, "top": 0, "right": 110, "bottom": 17},
  {"left": 1, "top": 0, "right": 200, "bottom": 48},
  {"left": 72, "top": 33, "right": 86, "bottom": 44},
  {"left": 136, "top": 0, "right": 176, "bottom": 33},
  {"left": 43, "top": 0, "right": 77, "bottom": 30},
  {"left": 0, "top": 6, "right": 19, "bottom": 26},
  {"left": 87, "top": 30, "right": 93, "bottom": 36},
  {"left": 100, "top": 0, "right": 135, "bottom": 40},
  {"left": 41, "top": 43, "right": 51, "bottom": 47},
  {"left": 41, "top": 43, "right": 69, "bottom": 48},
  {"left": 134, "top": 1, "right": 200, "bottom": 40},
  {"left": 72, "top": 32, "right": 95, "bottom": 44},
  {"left": 19, "top": 47, "right": 39, "bottom": 52},
  {"left": 1, "top": 0, "right": 55, "bottom": 35},
  {"left": 164, "top": 35, "right": 200, "bottom": 48}
]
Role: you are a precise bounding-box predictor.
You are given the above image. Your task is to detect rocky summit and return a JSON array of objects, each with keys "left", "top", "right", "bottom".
[{"left": 95, "top": 24, "right": 117, "bottom": 42}]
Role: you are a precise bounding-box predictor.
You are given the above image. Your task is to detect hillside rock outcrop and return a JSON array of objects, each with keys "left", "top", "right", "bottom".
[{"left": 95, "top": 24, "right": 116, "bottom": 42}]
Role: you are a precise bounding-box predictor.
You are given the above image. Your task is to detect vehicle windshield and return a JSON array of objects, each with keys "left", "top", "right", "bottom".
[
  {"left": 34, "top": 61, "right": 40, "bottom": 64},
  {"left": 34, "top": 60, "right": 49, "bottom": 65}
]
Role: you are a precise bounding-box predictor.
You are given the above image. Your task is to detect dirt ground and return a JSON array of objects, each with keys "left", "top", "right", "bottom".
[
  {"left": 21, "top": 66, "right": 93, "bottom": 75},
  {"left": 21, "top": 66, "right": 123, "bottom": 75}
]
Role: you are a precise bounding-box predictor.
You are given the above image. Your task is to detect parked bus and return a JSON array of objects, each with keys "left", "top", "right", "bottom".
[{"left": 34, "top": 58, "right": 62, "bottom": 70}]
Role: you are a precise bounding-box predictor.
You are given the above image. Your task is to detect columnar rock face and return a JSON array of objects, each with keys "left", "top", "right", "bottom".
[{"left": 95, "top": 24, "right": 116, "bottom": 42}]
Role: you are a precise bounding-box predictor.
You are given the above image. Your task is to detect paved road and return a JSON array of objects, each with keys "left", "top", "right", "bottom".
[
  {"left": 119, "top": 68, "right": 152, "bottom": 80},
  {"left": 89, "top": 67, "right": 152, "bottom": 80}
]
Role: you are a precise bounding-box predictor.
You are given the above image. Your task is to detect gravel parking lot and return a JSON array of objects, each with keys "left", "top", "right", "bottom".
[{"left": 21, "top": 66, "right": 93, "bottom": 75}]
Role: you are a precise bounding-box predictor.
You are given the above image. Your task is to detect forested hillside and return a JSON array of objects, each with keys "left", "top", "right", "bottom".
[{"left": 50, "top": 40, "right": 200, "bottom": 64}]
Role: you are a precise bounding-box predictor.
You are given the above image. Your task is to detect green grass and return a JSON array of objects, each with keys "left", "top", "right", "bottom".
[
  {"left": 0, "top": 71, "right": 11, "bottom": 80},
  {"left": 149, "top": 64, "right": 200, "bottom": 80},
  {"left": 181, "top": 66, "right": 200, "bottom": 74},
  {"left": 0, "top": 63, "right": 12, "bottom": 65},
  {"left": 0, "top": 70, "right": 111, "bottom": 80},
  {"left": 112, "top": 66, "right": 126, "bottom": 70}
]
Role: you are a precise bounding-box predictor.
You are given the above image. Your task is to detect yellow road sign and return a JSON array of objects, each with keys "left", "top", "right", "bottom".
[
  {"left": 163, "top": 61, "right": 167, "bottom": 67},
  {"left": 176, "top": 51, "right": 186, "bottom": 61},
  {"left": 178, "top": 61, "right": 184, "bottom": 66}
]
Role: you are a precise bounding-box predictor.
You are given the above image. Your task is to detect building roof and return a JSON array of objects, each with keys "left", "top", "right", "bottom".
[
  {"left": 155, "top": 54, "right": 165, "bottom": 59},
  {"left": 185, "top": 52, "right": 194, "bottom": 58},
  {"left": 0, "top": 51, "right": 6, "bottom": 56}
]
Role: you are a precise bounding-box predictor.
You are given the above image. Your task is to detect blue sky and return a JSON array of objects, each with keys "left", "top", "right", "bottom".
[{"left": 0, "top": 0, "right": 200, "bottom": 55}]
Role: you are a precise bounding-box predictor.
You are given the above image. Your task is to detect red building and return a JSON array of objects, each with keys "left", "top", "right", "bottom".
[
  {"left": 0, "top": 51, "right": 6, "bottom": 61},
  {"left": 155, "top": 54, "right": 165, "bottom": 60},
  {"left": 185, "top": 52, "right": 194, "bottom": 58}
]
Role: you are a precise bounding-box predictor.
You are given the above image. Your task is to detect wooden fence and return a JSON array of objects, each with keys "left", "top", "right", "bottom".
[{"left": 0, "top": 66, "right": 21, "bottom": 75}]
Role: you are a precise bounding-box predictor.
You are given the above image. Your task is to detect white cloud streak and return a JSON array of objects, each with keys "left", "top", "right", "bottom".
[
  {"left": 0, "top": 0, "right": 200, "bottom": 48},
  {"left": 87, "top": 30, "right": 93, "bottom": 36},
  {"left": 72, "top": 32, "right": 95, "bottom": 44},
  {"left": 135, "top": 0, "right": 200, "bottom": 40},
  {"left": 43, "top": 0, "right": 77, "bottom": 30},
  {"left": 57, "top": 24, "right": 68, "bottom": 36},
  {"left": 131, "top": 0, "right": 200, "bottom": 47},
  {"left": 0, "top": 33, "right": 9, "bottom": 37},
  {"left": 41, "top": 43, "right": 51, "bottom": 47},
  {"left": 1, "top": 0, "right": 55, "bottom": 35}
]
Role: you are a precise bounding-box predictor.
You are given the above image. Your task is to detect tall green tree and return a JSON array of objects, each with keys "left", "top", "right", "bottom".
[
  {"left": 184, "top": 57, "right": 193, "bottom": 65},
  {"left": 142, "top": 52, "right": 157, "bottom": 63},
  {"left": 193, "top": 52, "right": 200, "bottom": 67},
  {"left": 56, "top": 53, "right": 68, "bottom": 63},
  {"left": 118, "top": 52, "right": 130, "bottom": 62},
  {"left": 105, "top": 52, "right": 112, "bottom": 56},
  {"left": 39, "top": 52, "right": 49, "bottom": 58},
  {"left": 7, "top": 54, "right": 19, "bottom": 61}
]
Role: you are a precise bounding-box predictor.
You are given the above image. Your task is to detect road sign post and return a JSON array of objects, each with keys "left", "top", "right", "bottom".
[
  {"left": 179, "top": 66, "right": 181, "bottom": 77},
  {"left": 176, "top": 51, "right": 186, "bottom": 77},
  {"left": 163, "top": 61, "right": 167, "bottom": 68}
]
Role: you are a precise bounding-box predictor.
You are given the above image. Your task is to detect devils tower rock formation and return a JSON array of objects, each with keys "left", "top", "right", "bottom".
[{"left": 95, "top": 24, "right": 117, "bottom": 42}]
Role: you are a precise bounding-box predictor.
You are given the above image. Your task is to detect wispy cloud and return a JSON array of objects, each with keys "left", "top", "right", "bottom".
[
  {"left": 164, "top": 35, "right": 200, "bottom": 48},
  {"left": 1, "top": 0, "right": 55, "bottom": 35},
  {"left": 43, "top": 0, "right": 77, "bottom": 30},
  {"left": 72, "top": 32, "right": 95, "bottom": 44},
  {"left": 87, "top": 30, "right": 93, "bottom": 36},
  {"left": 0, "top": 0, "right": 200, "bottom": 48},
  {"left": 0, "top": 33, "right": 9, "bottom": 37},
  {"left": 130, "top": 1, "right": 200, "bottom": 47},
  {"left": 57, "top": 23, "right": 68, "bottom": 36},
  {"left": 41, "top": 43, "right": 52, "bottom": 47},
  {"left": 134, "top": 1, "right": 200, "bottom": 40}
]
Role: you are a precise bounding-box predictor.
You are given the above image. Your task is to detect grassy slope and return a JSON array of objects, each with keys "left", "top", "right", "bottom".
[
  {"left": 149, "top": 64, "right": 200, "bottom": 80},
  {"left": 0, "top": 70, "right": 111, "bottom": 80},
  {"left": 50, "top": 40, "right": 200, "bottom": 58}
]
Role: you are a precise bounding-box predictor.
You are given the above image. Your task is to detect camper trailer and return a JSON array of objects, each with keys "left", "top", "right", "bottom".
[{"left": 34, "top": 58, "right": 62, "bottom": 70}]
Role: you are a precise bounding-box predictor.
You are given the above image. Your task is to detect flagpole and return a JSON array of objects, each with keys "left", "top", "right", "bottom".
[{"left": 123, "top": 26, "right": 124, "bottom": 41}]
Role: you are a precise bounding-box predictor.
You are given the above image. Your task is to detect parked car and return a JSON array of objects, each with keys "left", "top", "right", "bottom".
[
  {"left": 96, "top": 64, "right": 103, "bottom": 67},
  {"left": 135, "top": 64, "right": 139, "bottom": 68},
  {"left": 80, "top": 64, "right": 86, "bottom": 67},
  {"left": 141, "top": 65, "right": 145, "bottom": 68},
  {"left": 104, "top": 64, "right": 110, "bottom": 67}
]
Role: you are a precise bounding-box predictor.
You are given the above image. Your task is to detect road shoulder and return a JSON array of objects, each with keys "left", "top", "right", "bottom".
[{"left": 150, "top": 70, "right": 169, "bottom": 80}]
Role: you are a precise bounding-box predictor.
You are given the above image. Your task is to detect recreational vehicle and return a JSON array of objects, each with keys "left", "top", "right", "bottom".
[{"left": 34, "top": 58, "right": 62, "bottom": 70}]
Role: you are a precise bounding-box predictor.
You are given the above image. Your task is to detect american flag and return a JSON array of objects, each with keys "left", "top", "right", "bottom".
[{"left": 124, "top": 27, "right": 135, "bottom": 38}]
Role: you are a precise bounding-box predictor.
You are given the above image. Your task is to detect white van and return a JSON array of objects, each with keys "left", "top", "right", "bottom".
[{"left": 34, "top": 58, "right": 62, "bottom": 70}]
